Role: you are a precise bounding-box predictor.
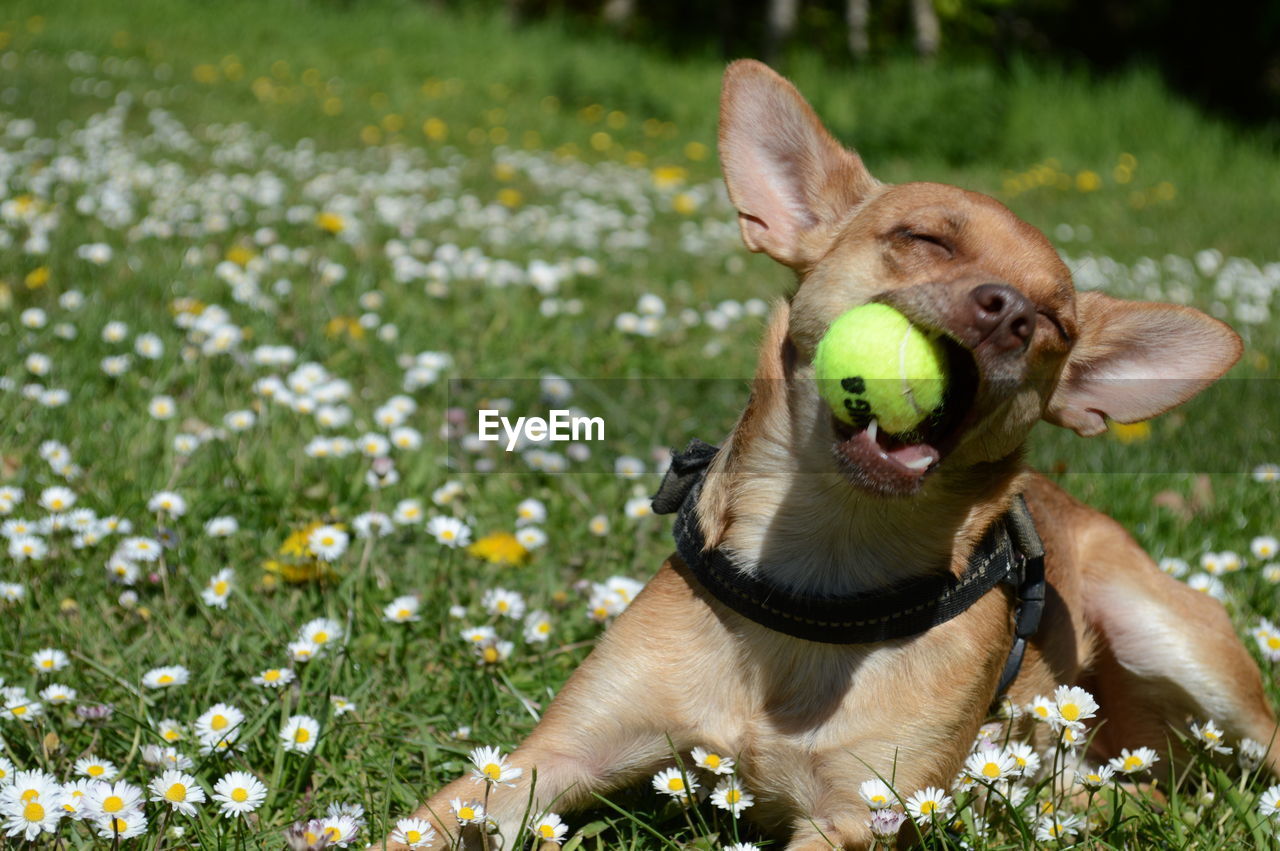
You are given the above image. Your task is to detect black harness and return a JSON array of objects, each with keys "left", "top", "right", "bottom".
[{"left": 652, "top": 439, "right": 1046, "bottom": 700}]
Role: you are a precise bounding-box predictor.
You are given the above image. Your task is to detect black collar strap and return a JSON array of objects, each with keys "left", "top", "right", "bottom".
[{"left": 652, "top": 440, "right": 1045, "bottom": 697}]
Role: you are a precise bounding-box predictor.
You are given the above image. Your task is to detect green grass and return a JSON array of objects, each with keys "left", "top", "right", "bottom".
[{"left": 0, "top": 0, "right": 1277, "bottom": 848}]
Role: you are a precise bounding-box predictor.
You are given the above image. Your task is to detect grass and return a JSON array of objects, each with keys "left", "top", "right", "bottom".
[{"left": 0, "top": 0, "right": 1277, "bottom": 847}]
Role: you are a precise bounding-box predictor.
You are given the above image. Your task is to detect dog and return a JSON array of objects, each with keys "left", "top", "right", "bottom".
[{"left": 382, "top": 59, "right": 1279, "bottom": 849}]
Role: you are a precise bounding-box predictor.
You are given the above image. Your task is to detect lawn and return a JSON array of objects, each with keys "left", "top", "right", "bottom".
[{"left": 0, "top": 0, "right": 1278, "bottom": 848}]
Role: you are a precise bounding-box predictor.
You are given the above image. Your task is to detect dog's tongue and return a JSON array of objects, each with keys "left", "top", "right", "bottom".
[{"left": 836, "top": 417, "right": 941, "bottom": 487}]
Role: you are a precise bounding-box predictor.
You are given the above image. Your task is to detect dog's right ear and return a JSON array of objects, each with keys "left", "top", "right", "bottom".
[{"left": 719, "top": 60, "right": 878, "bottom": 270}]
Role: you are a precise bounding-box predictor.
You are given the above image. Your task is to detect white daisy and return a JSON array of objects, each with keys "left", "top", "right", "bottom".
[
  {"left": 93, "top": 809, "right": 148, "bottom": 839},
  {"left": 392, "top": 817, "right": 437, "bottom": 848},
  {"left": 515, "top": 526, "right": 547, "bottom": 550},
  {"left": 427, "top": 516, "right": 471, "bottom": 548},
  {"left": 142, "top": 665, "right": 190, "bottom": 689},
  {"left": 691, "top": 746, "right": 735, "bottom": 775},
  {"left": 859, "top": 778, "right": 894, "bottom": 810},
  {"left": 1259, "top": 784, "right": 1280, "bottom": 819},
  {"left": 31, "top": 648, "right": 69, "bottom": 674},
  {"left": 1189, "top": 719, "right": 1233, "bottom": 754},
  {"left": 201, "top": 568, "right": 235, "bottom": 608},
  {"left": 469, "top": 746, "right": 522, "bottom": 786},
  {"left": 148, "top": 769, "right": 205, "bottom": 816},
  {"left": 74, "top": 756, "right": 118, "bottom": 781},
  {"left": 83, "top": 779, "right": 145, "bottom": 821},
  {"left": 383, "top": 595, "right": 421, "bottom": 623},
  {"left": 281, "top": 715, "right": 321, "bottom": 753},
  {"left": 194, "top": 703, "right": 245, "bottom": 747},
  {"left": 308, "top": 525, "right": 349, "bottom": 561},
  {"left": 147, "top": 490, "right": 187, "bottom": 516},
  {"left": 299, "top": 617, "right": 343, "bottom": 647},
  {"left": 0, "top": 770, "right": 65, "bottom": 840},
  {"left": 651, "top": 766, "right": 698, "bottom": 800},
  {"left": 252, "top": 667, "right": 296, "bottom": 688},
  {"left": 529, "top": 811, "right": 568, "bottom": 843},
  {"left": 319, "top": 813, "right": 362, "bottom": 847},
  {"left": 1052, "top": 685, "right": 1098, "bottom": 729},
  {"left": 211, "top": 771, "right": 267, "bottom": 817},
  {"left": 964, "top": 748, "right": 1017, "bottom": 783},
  {"left": 1109, "top": 746, "right": 1159, "bottom": 775},
  {"left": 709, "top": 776, "right": 753, "bottom": 815},
  {"left": 523, "top": 610, "right": 553, "bottom": 643},
  {"left": 904, "top": 787, "right": 953, "bottom": 824},
  {"left": 450, "top": 798, "right": 485, "bottom": 825},
  {"left": 515, "top": 498, "right": 546, "bottom": 526},
  {"left": 481, "top": 588, "right": 526, "bottom": 620}
]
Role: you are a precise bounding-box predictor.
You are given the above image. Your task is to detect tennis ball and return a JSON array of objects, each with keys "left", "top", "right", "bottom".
[{"left": 814, "top": 303, "right": 948, "bottom": 435}]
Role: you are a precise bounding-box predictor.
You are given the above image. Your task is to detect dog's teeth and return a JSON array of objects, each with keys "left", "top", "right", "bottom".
[
  {"left": 902, "top": 456, "right": 933, "bottom": 471},
  {"left": 866, "top": 418, "right": 878, "bottom": 442}
]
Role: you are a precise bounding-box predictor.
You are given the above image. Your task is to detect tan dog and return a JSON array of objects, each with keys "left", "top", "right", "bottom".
[{"left": 383, "top": 60, "right": 1279, "bottom": 849}]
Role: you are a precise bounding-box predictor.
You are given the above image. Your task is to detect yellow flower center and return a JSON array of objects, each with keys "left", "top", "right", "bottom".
[
  {"left": 265, "top": 670, "right": 280, "bottom": 681},
  {"left": 325, "top": 827, "right": 341, "bottom": 840},
  {"left": 1205, "top": 730, "right": 1220, "bottom": 741},
  {"left": 211, "top": 714, "right": 228, "bottom": 730},
  {"left": 23, "top": 802, "right": 45, "bottom": 822},
  {"left": 459, "top": 806, "right": 475, "bottom": 819},
  {"left": 725, "top": 789, "right": 741, "bottom": 804},
  {"left": 213, "top": 581, "right": 228, "bottom": 595},
  {"left": 158, "top": 674, "right": 174, "bottom": 685},
  {"left": 483, "top": 763, "right": 501, "bottom": 780},
  {"left": 313, "top": 631, "right": 329, "bottom": 643},
  {"left": 1060, "top": 703, "right": 1080, "bottom": 721},
  {"left": 667, "top": 777, "right": 684, "bottom": 792},
  {"left": 51, "top": 499, "right": 64, "bottom": 510},
  {"left": 704, "top": 754, "right": 721, "bottom": 769},
  {"left": 12, "top": 705, "right": 27, "bottom": 716},
  {"left": 982, "top": 762, "right": 1001, "bottom": 779},
  {"left": 110, "top": 817, "right": 128, "bottom": 833},
  {"left": 1033, "top": 705, "right": 1049, "bottom": 718},
  {"left": 441, "top": 530, "right": 455, "bottom": 541},
  {"left": 496, "top": 601, "right": 509, "bottom": 612},
  {"left": 920, "top": 801, "right": 937, "bottom": 815},
  {"left": 40, "top": 659, "right": 53, "bottom": 668},
  {"left": 482, "top": 646, "right": 499, "bottom": 663},
  {"left": 397, "top": 608, "right": 411, "bottom": 619},
  {"left": 305, "top": 830, "right": 321, "bottom": 844},
  {"left": 1123, "top": 755, "right": 1142, "bottom": 771},
  {"left": 163, "top": 729, "right": 180, "bottom": 741},
  {"left": 103, "top": 795, "right": 124, "bottom": 813},
  {"left": 539, "top": 825, "right": 555, "bottom": 838},
  {"left": 295, "top": 727, "right": 311, "bottom": 743},
  {"left": 21, "top": 790, "right": 38, "bottom": 803},
  {"left": 321, "top": 536, "right": 334, "bottom": 546},
  {"left": 231, "top": 788, "right": 248, "bottom": 803},
  {"left": 871, "top": 794, "right": 886, "bottom": 805},
  {"left": 407, "top": 830, "right": 422, "bottom": 842},
  {"left": 1087, "top": 773, "right": 1101, "bottom": 783},
  {"left": 166, "top": 783, "right": 187, "bottom": 802},
  {"left": 1268, "top": 636, "right": 1280, "bottom": 650}
]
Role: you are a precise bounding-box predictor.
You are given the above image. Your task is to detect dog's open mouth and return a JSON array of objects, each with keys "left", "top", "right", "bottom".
[{"left": 831, "top": 337, "right": 979, "bottom": 495}]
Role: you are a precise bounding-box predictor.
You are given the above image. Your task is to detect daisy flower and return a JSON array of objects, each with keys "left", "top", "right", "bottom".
[
  {"left": 281, "top": 715, "right": 321, "bottom": 753},
  {"left": 1, "top": 691, "right": 42, "bottom": 721},
  {"left": 0, "top": 770, "right": 65, "bottom": 840},
  {"left": 523, "top": 610, "right": 553, "bottom": 643},
  {"left": 308, "top": 525, "right": 349, "bottom": 561},
  {"left": 1006, "top": 741, "right": 1041, "bottom": 778},
  {"left": 300, "top": 617, "right": 343, "bottom": 647},
  {"left": 0, "top": 756, "right": 13, "bottom": 785},
  {"left": 1259, "top": 784, "right": 1280, "bottom": 819},
  {"left": 383, "top": 595, "right": 421, "bottom": 623},
  {"left": 475, "top": 640, "right": 514, "bottom": 666},
  {"left": 1189, "top": 719, "right": 1232, "bottom": 754},
  {"left": 588, "top": 514, "right": 609, "bottom": 536},
  {"left": 39, "top": 486, "right": 76, "bottom": 512},
  {"left": 1034, "top": 812, "right": 1082, "bottom": 842},
  {"left": 353, "top": 511, "right": 393, "bottom": 538},
  {"left": 1253, "top": 618, "right": 1280, "bottom": 662},
  {"left": 31, "top": 648, "right": 69, "bottom": 674},
  {"left": 1253, "top": 536, "right": 1278, "bottom": 560},
  {"left": 964, "top": 748, "right": 1017, "bottom": 784},
  {"left": 529, "top": 811, "right": 568, "bottom": 843},
  {"left": 868, "top": 809, "right": 907, "bottom": 840},
  {"left": 709, "top": 776, "right": 753, "bottom": 815},
  {"left": 450, "top": 798, "right": 485, "bottom": 825},
  {"left": 157, "top": 719, "right": 186, "bottom": 743},
  {"left": 515, "top": 526, "right": 547, "bottom": 550},
  {"left": 1052, "top": 685, "right": 1098, "bottom": 729},
  {"left": 74, "top": 756, "right": 118, "bottom": 781},
  {"left": 204, "top": 516, "right": 239, "bottom": 537},
  {"left": 904, "top": 787, "right": 953, "bottom": 824},
  {"left": 195, "top": 703, "right": 245, "bottom": 746},
  {"left": 692, "top": 746, "right": 735, "bottom": 775},
  {"left": 212, "top": 771, "right": 267, "bottom": 818},
  {"left": 651, "top": 766, "right": 699, "bottom": 800},
  {"left": 358, "top": 433, "right": 390, "bottom": 457},
  {"left": 148, "top": 395, "right": 177, "bottom": 419},
  {"left": 431, "top": 481, "right": 464, "bottom": 506},
  {"left": 331, "top": 695, "right": 357, "bottom": 716},
  {"left": 121, "top": 536, "right": 162, "bottom": 562},
  {"left": 60, "top": 779, "right": 93, "bottom": 820},
  {"left": 427, "top": 516, "right": 472, "bottom": 548},
  {"left": 140, "top": 745, "right": 194, "bottom": 771},
  {"left": 8, "top": 535, "right": 46, "bottom": 561},
  {"left": 859, "top": 778, "right": 894, "bottom": 810},
  {"left": 201, "top": 568, "right": 234, "bottom": 608},
  {"left": 288, "top": 640, "right": 320, "bottom": 663},
  {"left": 252, "top": 667, "right": 296, "bottom": 688},
  {"left": 143, "top": 665, "right": 191, "bottom": 689},
  {"left": 624, "top": 497, "right": 652, "bottom": 519},
  {"left": 392, "top": 817, "right": 437, "bottom": 848},
  {"left": 1027, "top": 695, "right": 1055, "bottom": 723},
  {"left": 319, "top": 813, "right": 362, "bottom": 846},
  {"left": 470, "top": 746, "right": 522, "bottom": 786},
  {"left": 83, "top": 779, "right": 145, "bottom": 821},
  {"left": 224, "top": 410, "right": 256, "bottom": 431},
  {"left": 1110, "top": 747, "right": 1159, "bottom": 775},
  {"left": 482, "top": 588, "right": 526, "bottom": 620},
  {"left": 148, "top": 769, "right": 205, "bottom": 816},
  {"left": 461, "top": 625, "right": 497, "bottom": 645},
  {"left": 515, "top": 498, "right": 546, "bottom": 526},
  {"left": 148, "top": 490, "right": 187, "bottom": 516},
  {"left": 93, "top": 809, "right": 148, "bottom": 839},
  {"left": 393, "top": 499, "right": 425, "bottom": 525}
]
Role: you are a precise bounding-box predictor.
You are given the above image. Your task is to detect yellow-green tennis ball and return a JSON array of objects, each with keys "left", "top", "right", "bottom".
[{"left": 814, "top": 303, "right": 948, "bottom": 435}]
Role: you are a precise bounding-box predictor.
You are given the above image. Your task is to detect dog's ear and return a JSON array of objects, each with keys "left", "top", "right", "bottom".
[
  {"left": 1044, "top": 291, "right": 1242, "bottom": 436},
  {"left": 719, "top": 60, "right": 878, "bottom": 270}
]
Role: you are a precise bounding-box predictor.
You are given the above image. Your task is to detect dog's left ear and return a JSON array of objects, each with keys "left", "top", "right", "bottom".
[
  {"left": 1044, "top": 291, "right": 1242, "bottom": 436},
  {"left": 719, "top": 60, "right": 878, "bottom": 270}
]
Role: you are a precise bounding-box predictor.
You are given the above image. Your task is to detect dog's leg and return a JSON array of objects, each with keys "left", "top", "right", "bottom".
[
  {"left": 375, "top": 566, "right": 724, "bottom": 849},
  {"left": 1076, "top": 516, "right": 1280, "bottom": 775}
]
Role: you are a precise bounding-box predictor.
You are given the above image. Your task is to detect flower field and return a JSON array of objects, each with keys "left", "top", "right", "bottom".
[{"left": 1, "top": 0, "right": 1278, "bottom": 847}]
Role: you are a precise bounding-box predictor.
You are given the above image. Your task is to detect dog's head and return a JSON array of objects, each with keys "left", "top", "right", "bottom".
[{"left": 719, "top": 60, "right": 1241, "bottom": 499}]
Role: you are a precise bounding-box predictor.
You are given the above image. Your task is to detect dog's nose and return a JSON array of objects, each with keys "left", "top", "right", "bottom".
[{"left": 969, "top": 283, "right": 1035, "bottom": 351}]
